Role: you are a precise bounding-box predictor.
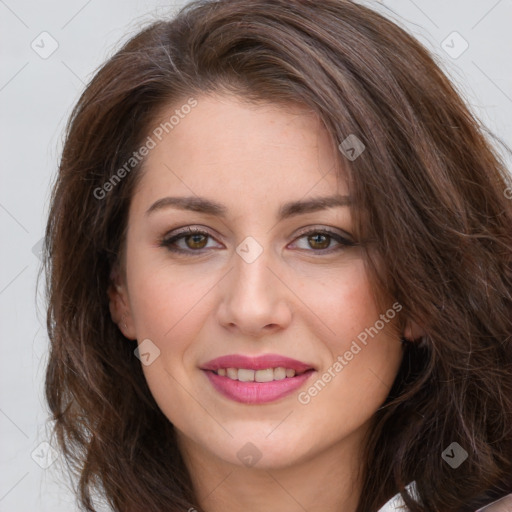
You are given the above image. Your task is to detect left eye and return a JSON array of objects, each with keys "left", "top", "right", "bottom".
[
  {"left": 291, "top": 230, "right": 354, "bottom": 252},
  {"left": 159, "top": 227, "right": 355, "bottom": 254}
]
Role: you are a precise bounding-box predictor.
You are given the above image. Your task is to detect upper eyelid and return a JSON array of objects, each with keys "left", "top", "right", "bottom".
[
  {"left": 294, "top": 225, "right": 352, "bottom": 240},
  {"left": 161, "top": 225, "right": 354, "bottom": 249},
  {"left": 163, "top": 225, "right": 352, "bottom": 241}
]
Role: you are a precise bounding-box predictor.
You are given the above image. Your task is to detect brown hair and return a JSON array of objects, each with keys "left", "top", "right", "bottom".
[{"left": 42, "top": 0, "right": 512, "bottom": 510}]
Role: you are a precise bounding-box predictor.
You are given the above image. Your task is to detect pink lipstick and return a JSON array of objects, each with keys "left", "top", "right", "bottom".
[{"left": 201, "top": 354, "right": 316, "bottom": 404}]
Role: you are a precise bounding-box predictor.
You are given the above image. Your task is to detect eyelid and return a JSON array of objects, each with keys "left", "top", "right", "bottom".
[
  {"left": 292, "top": 225, "right": 354, "bottom": 243},
  {"left": 162, "top": 224, "right": 354, "bottom": 241},
  {"left": 159, "top": 226, "right": 222, "bottom": 250},
  {"left": 159, "top": 224, "right": 356, "bottom": 254}
]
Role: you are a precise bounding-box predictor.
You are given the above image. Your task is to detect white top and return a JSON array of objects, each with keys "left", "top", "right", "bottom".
[
  {"left": 376, "top": 481, "right": 512, "bottom": 512},
  {"left": 376, "top": 481, "right": 418, "bottom": 512}
]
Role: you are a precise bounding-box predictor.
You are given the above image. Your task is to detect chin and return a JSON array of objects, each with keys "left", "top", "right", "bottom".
[{"left": 218, "top": 432, "right": 317, "bottom": 471}]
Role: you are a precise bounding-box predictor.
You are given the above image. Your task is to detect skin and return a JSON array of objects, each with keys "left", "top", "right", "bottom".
[{"left": 108, "top": 93, "right": 415, "bottom": 512}]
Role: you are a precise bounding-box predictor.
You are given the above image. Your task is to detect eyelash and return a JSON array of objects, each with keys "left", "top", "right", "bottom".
[{"left": 158, "top": 226, "right": 356, "bottom": 255}]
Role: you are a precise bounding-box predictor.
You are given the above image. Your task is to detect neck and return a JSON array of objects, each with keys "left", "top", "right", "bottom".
[{"left": 176, "top": 428, "right": 368, "bottom": 512}]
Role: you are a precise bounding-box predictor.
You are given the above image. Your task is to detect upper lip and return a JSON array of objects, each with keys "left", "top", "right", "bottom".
[{"left": 201, "top": 354, "right": 316, "bottom": 373}]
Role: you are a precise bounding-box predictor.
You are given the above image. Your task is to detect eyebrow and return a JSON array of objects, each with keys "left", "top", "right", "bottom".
[{"left": 145, "top": 194, "right": 351, "bottom": 222}]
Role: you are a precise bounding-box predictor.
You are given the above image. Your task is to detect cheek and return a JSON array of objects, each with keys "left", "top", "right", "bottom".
[
  {"left": 126, "top": 250, "right": 215, "bottom": 341},
  {"left": 297, "top": 259, "right": 382, "bottom": 343},
  {"left": 126, "top": 258, "right": 213, "bottom": 424},
  {"left": 295, "top": 261, "right": 402, "bottom": 419},
  {"left": 297, "top": 327, "right": 402, "bottom": 447}
]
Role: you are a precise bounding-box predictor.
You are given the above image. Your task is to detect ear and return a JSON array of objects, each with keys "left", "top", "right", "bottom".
[
  {"left": 107, "top": 265, "right": 137, "bottom": 340},
  {"left": 403, "top": 318, "right": 426, "bottom": 343}
]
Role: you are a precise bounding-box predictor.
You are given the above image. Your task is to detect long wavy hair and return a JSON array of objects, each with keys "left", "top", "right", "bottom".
[{"left": 42, "top": 0, "right": 512, "bottom": 510}]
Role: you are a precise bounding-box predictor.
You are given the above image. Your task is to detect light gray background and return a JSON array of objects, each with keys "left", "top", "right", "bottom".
[{"left": 1, "top": 0, "right": 511, "bottom": 510}]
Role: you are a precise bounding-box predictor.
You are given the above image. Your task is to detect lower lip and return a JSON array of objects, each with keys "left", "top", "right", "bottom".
[{"left": 203, "top": 369, "right": 316, "bottom": 404}]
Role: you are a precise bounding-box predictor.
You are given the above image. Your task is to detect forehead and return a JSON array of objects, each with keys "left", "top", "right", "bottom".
[{"left": 131, "top": 93, "right": 347, "bottom": 212}]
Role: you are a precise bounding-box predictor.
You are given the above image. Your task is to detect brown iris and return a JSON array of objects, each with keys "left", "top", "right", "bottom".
[
  {"left": 307, "top": 233, "right": 330, "bottom": 250},
  {"left": 185, "top": 233, "right": 208, "bottom": 249}
]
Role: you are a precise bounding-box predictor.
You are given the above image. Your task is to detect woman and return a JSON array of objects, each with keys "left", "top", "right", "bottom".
[{"left": 42, "top": 0, "right": 512, "bottom": 510}]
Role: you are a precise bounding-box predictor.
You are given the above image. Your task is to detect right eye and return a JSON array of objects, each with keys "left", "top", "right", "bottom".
[{"left": 159, "top": 227, "right": 222, "bottom": 254}]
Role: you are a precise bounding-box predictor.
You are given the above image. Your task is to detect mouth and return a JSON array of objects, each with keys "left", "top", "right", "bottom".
[{"left": 200, "top": 354, "right": 317, "bottom": 404}]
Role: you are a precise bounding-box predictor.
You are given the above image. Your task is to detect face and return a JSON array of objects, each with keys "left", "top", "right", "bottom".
[{"left": 109, "top": 93, "right": 404, "bottom": 471}]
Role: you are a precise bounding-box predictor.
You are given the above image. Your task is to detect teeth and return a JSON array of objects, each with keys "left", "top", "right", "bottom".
[
  {"left": 238, "top": 369, "right": 255, "bottom": 382},
  {"left": 255, "top": 368, "right": 274, "bottom": 382},
  {"left": 227, "top": 368, "right": 238, "bottom": 380},
  {"left": 273, "top": 367, "right": 287, "bottom": 380},
  {"left": 215, "top": 367, "right": 301, "bottom": 381}
]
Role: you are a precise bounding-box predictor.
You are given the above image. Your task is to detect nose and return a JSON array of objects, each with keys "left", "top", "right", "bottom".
[{"left": 216, "top": 240, "right": 293, "bottom": 337}]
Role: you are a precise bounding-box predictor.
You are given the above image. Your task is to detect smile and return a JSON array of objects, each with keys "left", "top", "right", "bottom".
[{"left": 201, "top": 353, "right": 317, "bottom": 404}]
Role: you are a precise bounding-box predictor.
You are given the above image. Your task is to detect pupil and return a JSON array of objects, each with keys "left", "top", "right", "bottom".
[
  {"left": 310, "top": 234, "right": 329, "bottom": 249},
  {"left": 188, "top": 234, "right": 206, "bottom": 248}
]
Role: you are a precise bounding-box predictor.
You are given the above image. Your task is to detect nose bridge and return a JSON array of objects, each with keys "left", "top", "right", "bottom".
[
  {"left": 232, "top": 235, "right": 276, "bottom": 302},
  {"left": 217, "top": 234, "right": 292, "bottom": 333}
]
